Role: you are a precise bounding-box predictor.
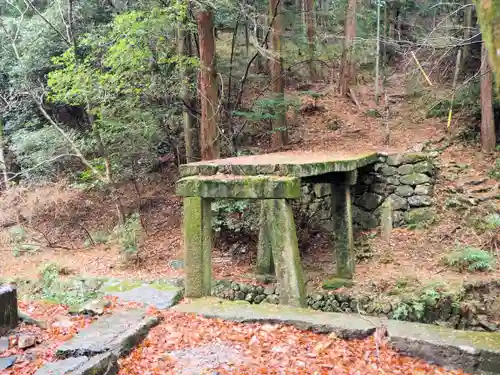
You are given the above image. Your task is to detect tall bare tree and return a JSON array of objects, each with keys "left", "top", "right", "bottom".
[
  {"left": 197, "top": 8, "right": 220, "bottom": 160},
  {"left": 338, "top": 0, "right": 357, "bottom": 95},
  {"left": 304, "top": 0, "right": 318, "bottom": 80},
  {"left": 269, "top": 0, "right": 288, "bottom": 147},
  {"left": 480, "top": 43, "right": 497, "bottom": 153},
  {"left": 178, "top": 1, "right": 197, "bottom": 162}
]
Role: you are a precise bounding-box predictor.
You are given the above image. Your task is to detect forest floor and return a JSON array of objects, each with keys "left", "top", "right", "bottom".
[{"left": 0, "top": 68, "right": 498, "bottom": 303}]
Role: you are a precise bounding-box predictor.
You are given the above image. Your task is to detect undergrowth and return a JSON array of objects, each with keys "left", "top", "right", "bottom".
[
  {"left": 391, "top": 285, "right": 462, "bottom": 322},
  {"left": 36, "top": 263, "right": 104, "bottom": 307},
  {"left": 444, "top": 246, "right": 495, "bottom": 272}
]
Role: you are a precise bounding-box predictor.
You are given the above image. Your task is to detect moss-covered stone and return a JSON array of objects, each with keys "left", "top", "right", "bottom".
[
  {"left": 101, "top": 280, "right": 143, "bottom": 293},
  {"left": 256, "top": 200, "right": 275, "bottom": 275},
  {"left": 404, "top": 207, "right": 437, "bottom": 224},
  {"left": 400, "top": 173, "right": 431, "bottom": 186},
  {"left": 176, "top": 175, "right": 301, "bottom": 199},
  {"left": 179, "top": 152, "right": 378, "bottom": 178},
  {"left": 332, "top": 184, "right": 355, "bottom": 279},
  {"left": 322, "top": 278, "right": 354, "bottom": 290},
  {"left": 184, "top": 197, "right": 212, "bottom": 298},
  {"left": 268, "top": 199, "right": 306, "bottom": 307}
]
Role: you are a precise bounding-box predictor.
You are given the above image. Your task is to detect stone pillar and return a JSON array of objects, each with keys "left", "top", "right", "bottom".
[
  {"left": 332, "top": 172, "right": 355, "bottom": 279},
  {"left": 0, "top": 285, "right": 18, "bottom": 336},
  {"left": 256, "top": 200, "right": 274, "bottom": 276},
  {"left": 183, "top": 197, "right": 212, "bottom": 298},
  {"left": 269, "top": 199, "right": 306, "bottom": 307}
]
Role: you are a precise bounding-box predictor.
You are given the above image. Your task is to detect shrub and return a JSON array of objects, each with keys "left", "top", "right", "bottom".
[
  {"left": 444, "top": 246, "right": 495, "bottom": 272},
  {"left": 211, "top": 199, "right": 260, "bottom": 235},
  {"left": 113, "top": 213, "right": 142, "bottom": 258},
  {"left": 9, "top": 127, "right": 79, "bottom": 182},
  {"left": 489, "top": 157, "right": 500, "bottom": 180}
]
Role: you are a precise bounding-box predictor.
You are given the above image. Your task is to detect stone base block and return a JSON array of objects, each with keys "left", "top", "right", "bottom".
[{"left": 0, "top": 285, "right": 18, "bottom": 336}]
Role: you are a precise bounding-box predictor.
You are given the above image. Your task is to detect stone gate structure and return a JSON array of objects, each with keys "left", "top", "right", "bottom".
[{"left": 176, "top": 151, "right": 381, "bottom": 307}]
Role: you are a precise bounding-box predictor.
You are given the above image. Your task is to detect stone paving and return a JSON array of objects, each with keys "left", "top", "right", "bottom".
[
  {"left": 173, "top": 297, "right": 500, "bottom": 374},
  {"left": 169, "top": 342, "right": 248, "bottom": 375},
  {"left": 32, "top": 279, "right": 183, "bottom": 375},
  {"left": 22, "top": 279, "right": 500, "bottom": 374}
]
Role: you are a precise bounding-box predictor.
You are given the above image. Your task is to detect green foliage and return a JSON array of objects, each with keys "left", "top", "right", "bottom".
[
  {"left": 84, "top": 230, "right": 110, "bottom": 247},
  {"left": 8, "top": 226, "right": 41, "bottom": 257},
  {"left": 391, "top": 285, "right": 461, "bottom": 322},
  {"left": 489, "top": 157, "right": 500, "bottom": 180},
  {"left": 37, "top": 263, "right": 102, "bottom": 307},
  {"left": 46, "top": 6, "right": 198, "bottom": 181},
  {"left": 113, "top": 213, "right": 142, "bottom": 256},
  {"left": 444, "top": 246, "right": 495, "bottom": 272},
  {"left": 212, "top": 199, "right": 259, "bottom": 235},
  {"left": 426, "top": 82, "right": 481, "bottom": 119},
  {"left": 9, "top": 127, "right": 77, "bottom": 182}
]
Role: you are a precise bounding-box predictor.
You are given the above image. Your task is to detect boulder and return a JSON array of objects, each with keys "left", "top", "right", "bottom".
[
  {"left": 388, "top": 194, "right": 409, "bottom": 211},
  {"left": 414, "top": 184, "right": 432, "bottom": 195},
  {"left": 408, "top": 195, "right": 432, "bottom": 207},
  {"left": 400, "top": 173, "right": 431, "bottom": 186},
  {"left": 397, "top": 164, "right": 414, "bottom": 175},
  {"left": 396, "top": 185, "right": 414, "bottom": 197},
  {"left": 355, "top": 192, "right": 383, "bottom": 210},
  {"left": 404, "top": 208, "right": 436, "bottom": 224}
]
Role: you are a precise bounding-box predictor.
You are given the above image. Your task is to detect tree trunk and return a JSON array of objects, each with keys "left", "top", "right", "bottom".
[
  {"left": 269, "top": 0, "right": 288, "bottom": 148},
  {"left": 244, "top": 21, "right": 250, "bottom": 56},
  {"left": 197, "top": 10, "right": 220, "bottom": 160},
  {"left": 256, "top": 15, "right": 266, "bottom": 72},
  {"left": 178, "top": 9, "right": 196, "bottom": 163},
  {"left": 304, "top": 0, "right": 318, "bottom": 80},
  {"left": 480, "top": 44, "right": 497, "bottom": 153},
  {"left": 461, "top": 3, "right": 473, "bottom": 73},
  {"left": 338, "top": 0, "right": 357, "bottom": 95},
  {"left": 375, "top": 0, "right": 381, "bottom": 103},
  {"left": 0, "top": 119, "right": 9, "bottom": 190}
]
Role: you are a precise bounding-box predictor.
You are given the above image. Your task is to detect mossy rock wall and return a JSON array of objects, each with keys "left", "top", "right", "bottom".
[
  {"left": 297, "top": 152, "right": 438, "bottom": 231},
  {"left": 211, "top": 152, "right": 438, "bottom": 237},
  {"left": 212, "top": 279, "right": 500, "bottom": 332}
]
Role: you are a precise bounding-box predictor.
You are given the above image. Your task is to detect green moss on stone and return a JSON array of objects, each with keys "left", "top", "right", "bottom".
[
  {"left": 176, "top": 175, "right": 300, "bottom": 199},
  {"left": 322, "top": 278, "right": 354, "bottom": 290},
  {"left": 184, "top": 197, "right": 212, "bottom": 298},
  {"left": 268, "top": 199, "right": 306, "bottom": 307},
  {"left": 102, "top": 280, "right": 143, "bottom": 293}
]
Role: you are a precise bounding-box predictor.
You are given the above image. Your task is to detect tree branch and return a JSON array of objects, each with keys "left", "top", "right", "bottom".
[{"left": 23, "top": 0, "right": 71, "bottom": 46}]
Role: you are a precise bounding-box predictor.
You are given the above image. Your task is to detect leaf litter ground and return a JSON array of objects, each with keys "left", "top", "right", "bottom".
[
  {"left": 119, "top": 308, "right": 471, "bottom": 375},
  {"left": 1, "top": 298, "right": 472, "bottom": 375}
]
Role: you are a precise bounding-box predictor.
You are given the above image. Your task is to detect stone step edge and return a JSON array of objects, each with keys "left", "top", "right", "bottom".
[
  {"left": 36, "top": 314, "right": 160, "bottom": 375},
  {"left": 172, "top": 297, "right": 500, "bottom": 375}
]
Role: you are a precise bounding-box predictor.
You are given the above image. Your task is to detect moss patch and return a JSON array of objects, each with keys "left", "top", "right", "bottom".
[
  {"left": 101, "top": 279, "right": 143, "bottom": 293},
  {"left": 322, "top": 278, "right": 354, "bottom": 290}
]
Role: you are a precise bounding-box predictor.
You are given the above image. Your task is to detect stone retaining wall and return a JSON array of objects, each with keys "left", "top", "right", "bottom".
[
  {"left": 212, "top": 279, "right": 499, "bottom": 332},
  {"left": 298, "top": 152, "right": 438, "bottom": 231}
]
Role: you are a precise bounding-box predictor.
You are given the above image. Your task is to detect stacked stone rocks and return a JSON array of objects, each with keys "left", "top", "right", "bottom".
[
  {"left": 296, "top": 152, "right": 438, "bottom": 230},
  {"left": 353, "top": 152, "right": 437, "bottom": 228},
  {"left": 212, "top": 280, "right": 500, "bottom": 331}
]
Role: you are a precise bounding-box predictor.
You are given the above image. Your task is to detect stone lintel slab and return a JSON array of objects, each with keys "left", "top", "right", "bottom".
[
  {"left": 173, "top": 298, "right": 500, "bottom": 374},
  {"left": 176, "top": 175, "right": 301, "bottom": 199},
  {"left": 179, "top": 151, "right": 378, "bottom": 178}
]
